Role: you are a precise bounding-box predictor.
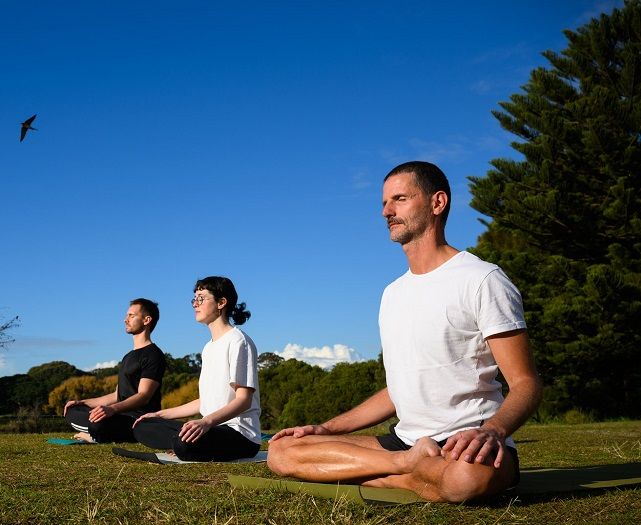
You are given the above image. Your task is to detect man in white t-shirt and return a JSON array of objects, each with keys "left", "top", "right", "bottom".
[{"left": 268, "top": 161, "right": 542, "bottom": 502}]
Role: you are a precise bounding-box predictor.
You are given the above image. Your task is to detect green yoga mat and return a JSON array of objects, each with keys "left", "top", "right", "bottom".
[
  {"left": 113, "top": 447, "right": 268, "bottom": 464},
  {"left": 228, "top": 462, "right": 641, "bottom": 505}
]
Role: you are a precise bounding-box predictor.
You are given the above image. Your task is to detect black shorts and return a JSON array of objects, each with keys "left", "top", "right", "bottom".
[{"left": 376, "top": 424, "right": 520, "bottom": 487}]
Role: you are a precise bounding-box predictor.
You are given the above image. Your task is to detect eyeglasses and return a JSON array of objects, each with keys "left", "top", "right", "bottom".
[{"left": 191, "top": 296, "right": 213, "bottom": 306}]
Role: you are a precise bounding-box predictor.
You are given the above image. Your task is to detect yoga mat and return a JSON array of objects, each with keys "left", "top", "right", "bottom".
[
  {"left": 228, "top": 462, "right": 641, "bottom": 505},
  {"left": 112, "top": 447, "right": 268, "bottom": 465},
  {"left": 228, "top": 475, "right": 422, "bottom": 505},
  {"left": 516, "top": 463, "right": 641, "bottom": 494},
  {"left": 46, "top": 438, "right": 96, "bottom": 445}
]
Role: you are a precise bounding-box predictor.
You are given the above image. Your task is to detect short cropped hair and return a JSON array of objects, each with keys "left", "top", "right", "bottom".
[
  {"left": 384, "top": 161, "right": 451, "bottom": 225},
  {"left": 130, "top": 298, "right": 160, "bottom": 333}
]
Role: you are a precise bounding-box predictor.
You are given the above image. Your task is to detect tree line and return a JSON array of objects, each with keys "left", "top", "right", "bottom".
[{"left": 0, "top": 353, "right": 386, "bottom": 430}]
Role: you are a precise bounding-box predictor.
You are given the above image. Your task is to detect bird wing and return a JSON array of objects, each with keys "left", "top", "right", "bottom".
[{"left": 20, "top": 114, "right": 37, "bottom": 141}]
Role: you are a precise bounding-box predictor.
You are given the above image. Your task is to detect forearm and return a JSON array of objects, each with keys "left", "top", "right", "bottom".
[
  {"left": 156, "top": 399, "right": 201, "bottom": 420},
  {"left": 109, "top": 391, "right": 154, "bottom": 414},
  {"left": 83, "top": 391, "right": 117, "bottom": 408},
  {"left": 482, "top": 376, "right": 543, "bottom": 438},
  {"left": 322, "top": 388, "right": 396, "bottom": 434}
]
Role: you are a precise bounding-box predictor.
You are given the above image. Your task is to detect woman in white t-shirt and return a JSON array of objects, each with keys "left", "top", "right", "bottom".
[{"left": 133, "top": 276, "right": 261, "bottom": 461}]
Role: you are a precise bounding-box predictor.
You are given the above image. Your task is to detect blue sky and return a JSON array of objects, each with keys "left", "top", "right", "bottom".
[{"left": 1, "top": 1, "right": 622, "bottom": 376}]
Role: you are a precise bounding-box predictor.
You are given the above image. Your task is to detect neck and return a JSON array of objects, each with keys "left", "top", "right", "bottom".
[
  {"left": 208, "top": 315, "right": 233, "bottom": 341},
  {"left": 402, "top": 228, "right": 459, "bottom": 274},
  {"left": 132, "top": 331, "right": 152, "bottom": 350}
]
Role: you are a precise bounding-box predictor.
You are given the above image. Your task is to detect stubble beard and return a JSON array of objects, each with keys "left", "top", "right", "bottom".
[
  {"left": 388, "top": 215, "right": 434, "bottom": 245},
  {"left": 389, "top": 224, "right": 414, "bottom": 245}
]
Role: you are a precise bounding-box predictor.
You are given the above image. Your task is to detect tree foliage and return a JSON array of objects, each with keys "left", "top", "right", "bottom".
[
  {"left": 162, "top": 353, "right": 201, "bottom": 395},
  {"left": 0, "top": 361, "right": 86, "bottom": 414},
  {"left": 259, "top": 357, "right": 386, "bottom": 430},
  {"left": 162, "top": 378, "right": 199, "bottom": 409},
  {"left": 278, "top": 361, "right": 385, "bottom": 428},
  {"left": 46, "top": 375, "right": 118, "bottom": 415},
  {"left": 469, "top": 1, "right": 641, "bottom": 419}
]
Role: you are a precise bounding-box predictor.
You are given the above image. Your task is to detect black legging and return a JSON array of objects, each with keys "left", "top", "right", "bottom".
[
  {"left": 64, "top": 404, "right": 137, "bottom": 443},
  {"left": 133, "top": 417, "right": 260, "bottom": 462}
]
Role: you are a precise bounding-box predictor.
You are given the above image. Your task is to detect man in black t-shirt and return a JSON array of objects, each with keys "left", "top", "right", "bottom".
[{"left": 64, "top": 298, "right": 166, "bottom": 443}]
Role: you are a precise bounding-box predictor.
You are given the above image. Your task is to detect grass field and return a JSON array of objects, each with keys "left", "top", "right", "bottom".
[{"left": 0, "top": 421, "right": 640, "bottom": 524}]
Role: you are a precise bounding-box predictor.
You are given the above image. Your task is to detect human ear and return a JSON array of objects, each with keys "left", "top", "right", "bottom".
[{"left": 432, "top": 191, "right": 448, "bottom": 216}]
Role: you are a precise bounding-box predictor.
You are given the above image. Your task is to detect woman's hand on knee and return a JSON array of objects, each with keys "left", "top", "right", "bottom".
[{"left": 179, "top": 418, "right": 212, "bottom": 443}]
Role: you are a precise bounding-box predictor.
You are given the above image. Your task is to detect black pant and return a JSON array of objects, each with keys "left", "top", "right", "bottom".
[
  {"left": 133, "top": 417, "right": 260, "bottom": 462},
  {"left": 65, "top": 404, "right": 137, "bottom": 443}
]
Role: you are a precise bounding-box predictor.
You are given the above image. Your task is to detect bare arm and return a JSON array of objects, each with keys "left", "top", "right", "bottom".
[
  {"left": 88, "top": 378, "right": 161, "bottom": 423},
  {"left": 270, "top": 387, "right": 396, "bottom": 441},
  {"left": 482, "top": 330, "right": 542, "bottom": 438},
  {"left": 178, "top": 386, "right": 255, "bottom": 443},
  {"left": 63, "top": 390, "right": 117, "bottom": 416},
  {"left": 442, "top": 329, "right": 542, "bottom": 467},
  {"left": 133, "top": 398, "right": 201, "bottom": 427}
]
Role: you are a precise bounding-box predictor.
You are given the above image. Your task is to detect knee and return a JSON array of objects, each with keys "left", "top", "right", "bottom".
[
  {"left": 266, "top": 437, "right": 296, "bottom": 476},
  {"left": 171, "top": 436, "right": 190, "bottom": 459},
  {"left": 87, "top": 421, "right": 108, "bottom": 443},
  {"left": 438, "top": 459, "right": 507, "bottom": 502}
]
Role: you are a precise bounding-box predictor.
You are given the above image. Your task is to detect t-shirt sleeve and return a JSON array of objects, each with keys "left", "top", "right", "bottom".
[
  {"left": 228, "top": 336, "right": 258, "bottom": 390},
  {"left": 476, "top": 268, "right": 527, "bottom": 339},
  {"left": 140, "top": 348, "right": 166, "bottom": 382}
]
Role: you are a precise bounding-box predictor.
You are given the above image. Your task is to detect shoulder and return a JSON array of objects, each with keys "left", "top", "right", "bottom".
[
  {"left": 450, "top": 251, "right": 500, "bottom": 278},
  {"left": 229, "top": 327, "right": 257, "bottom": 349},
  {"left": 146, "top": 343, "right": 164, "bottom": 354},
  {"left": 139, "top": 344, "right": 166, "bottom": 364},
  {"left": 382, "top": 270, "right": 411, "bottom": 295}
]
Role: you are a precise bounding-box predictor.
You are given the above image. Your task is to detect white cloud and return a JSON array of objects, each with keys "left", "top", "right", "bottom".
[
  {"left": 274, "top": 343, "right": 365, "bottom": 369},
  {"left": 469, "top": 79, "right": 494, "bottom": 95},
  {"left": 0, "top": 354, "right": 7, "bottom": 371},
  {"left": 85, "top": 360, "right": 119, "bottom": 372},
  {"left": 407, "top": 138, "right": 467, "bottom": 164},
  {"left": 472, "top": 42, "right": 529, "bottom": 64},
  {"left": 351, "top": 170, "right": 372, "bottom": 190}
]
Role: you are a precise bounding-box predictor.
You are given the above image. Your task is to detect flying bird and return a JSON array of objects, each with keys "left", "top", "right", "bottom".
[{"left": 20, "top": 114, "right": 37, "bottom": 142}]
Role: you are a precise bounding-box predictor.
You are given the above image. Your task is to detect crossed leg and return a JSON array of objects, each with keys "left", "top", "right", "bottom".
[{"left": 267, "top": 435, "right": 516, "bottom": 502}]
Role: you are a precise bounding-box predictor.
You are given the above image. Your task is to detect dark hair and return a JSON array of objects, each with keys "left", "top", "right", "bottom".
[
  {"left": 384, "top": 161, "right": 451, "bottom": 225},
  {"left": 193, "top": 276, "right": 251, "bottom": 325},
  {"left": 130, "top": 298, "right": 160, "bottom": 333}
]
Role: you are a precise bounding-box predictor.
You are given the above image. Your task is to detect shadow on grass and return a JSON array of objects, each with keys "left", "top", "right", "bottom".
[{"left": 489, "top": 462, "right": 641, "bottom": 505}]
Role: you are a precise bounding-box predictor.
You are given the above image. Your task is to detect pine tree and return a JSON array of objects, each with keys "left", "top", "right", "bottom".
[{"left": 469, "top": 1, "right": 641, "bottom": 419}]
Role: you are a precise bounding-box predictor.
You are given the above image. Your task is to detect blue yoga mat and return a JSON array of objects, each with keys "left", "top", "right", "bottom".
[{"left": 47, "top": 438, "right": 96, "bottom": 445}]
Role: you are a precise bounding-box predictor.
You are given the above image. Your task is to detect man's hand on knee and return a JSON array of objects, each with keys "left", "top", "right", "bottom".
[
  {"left": 270, "top": 424, "right": 331, "bottom": 442},
  {"left": 88, "top": 405, "right": 116, "bottom": 423},
  {"left": 440, "top": 428, "right": 505, "bottom": 468}
]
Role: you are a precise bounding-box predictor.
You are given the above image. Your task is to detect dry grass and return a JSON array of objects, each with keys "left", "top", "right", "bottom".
[{"left": 0, "top": 421, "right": 640, "bottom": 524}]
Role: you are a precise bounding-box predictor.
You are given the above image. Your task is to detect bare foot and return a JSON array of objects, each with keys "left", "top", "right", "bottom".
[
  {"left": 402, "top": 436, "right": 442, "bottom": 471},
  {"left": 73, "top": 432, "right": 96, "bottom": 443}
]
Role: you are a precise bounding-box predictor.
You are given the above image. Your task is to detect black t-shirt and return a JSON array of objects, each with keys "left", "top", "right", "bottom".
[{"left": 117, "top": 343, "right": 166, "bottom": 416}]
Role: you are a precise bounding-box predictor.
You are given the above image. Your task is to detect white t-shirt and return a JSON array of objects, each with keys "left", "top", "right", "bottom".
[
  {"left": 379, "top": 251, "right": 526, "bottom": 445},
  {"left": 198, "top": 327, "right": 261, "bottom": 444}
]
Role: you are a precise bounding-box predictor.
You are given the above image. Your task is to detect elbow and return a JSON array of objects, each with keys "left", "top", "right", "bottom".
[
  {"left": 239, "top": 397, "right": 253, "bottom": 413},
  {"left": 530, "top": 373, "right": 543, "bottom": 403}
]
